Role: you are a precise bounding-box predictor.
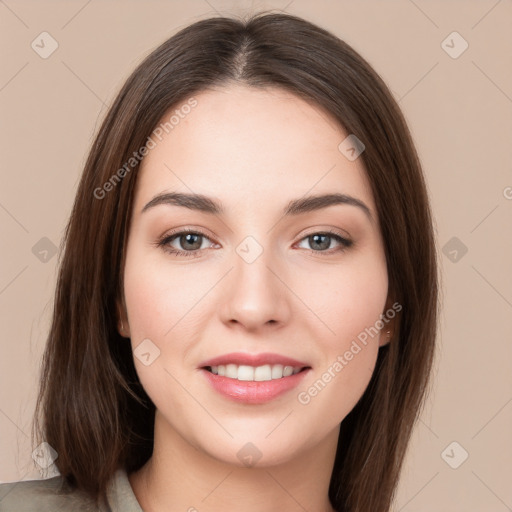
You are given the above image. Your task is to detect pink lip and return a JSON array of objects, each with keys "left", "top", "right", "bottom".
[
  {"left": 199, "top": 352, "right": 310, "bottom": 368},
  {"left": 198, "top": 352, "right": 311, "bottom": 405},
  {"left": 201, "top": 368, "right": 311, "bottom": 404}
]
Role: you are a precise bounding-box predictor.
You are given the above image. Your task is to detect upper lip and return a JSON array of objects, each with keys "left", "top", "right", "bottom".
[{"left": 199, "top": 352, "right": 310, "bottom": 368}]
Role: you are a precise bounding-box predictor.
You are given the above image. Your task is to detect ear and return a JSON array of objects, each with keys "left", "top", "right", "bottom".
[
  {"left": 378, "top": 296, "right": 401, "bottom": 348},
  {"left": 116, "top": 295, "right": 131, "bottom": 338}
]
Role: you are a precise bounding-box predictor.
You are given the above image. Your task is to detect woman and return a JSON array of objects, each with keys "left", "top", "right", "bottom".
[{"left": 0, "top": 11, "right": 438, "bottom": 512}]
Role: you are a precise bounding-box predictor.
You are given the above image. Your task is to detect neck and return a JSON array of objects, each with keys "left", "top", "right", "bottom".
[{"left": 129, "top": 412, "right": 339, "bottom": 512}]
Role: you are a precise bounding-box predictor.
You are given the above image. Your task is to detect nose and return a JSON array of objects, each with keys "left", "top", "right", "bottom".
[{"left": 217, "top": 244, "right": 292, "bottom": 332}]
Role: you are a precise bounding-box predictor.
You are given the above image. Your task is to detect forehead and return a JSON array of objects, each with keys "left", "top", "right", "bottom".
[{"left": 133, "top": 84, "right": 375, "bottom": 217}]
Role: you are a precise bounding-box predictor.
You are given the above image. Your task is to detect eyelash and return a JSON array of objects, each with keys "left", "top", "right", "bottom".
[{"left": 155, "top": 228, "right": 353, "bottom": 258}]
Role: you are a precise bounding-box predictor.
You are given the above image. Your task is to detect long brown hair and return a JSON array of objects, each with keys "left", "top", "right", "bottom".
[{"left": 34, "top": 11, "right": 438, "bottom": 512}]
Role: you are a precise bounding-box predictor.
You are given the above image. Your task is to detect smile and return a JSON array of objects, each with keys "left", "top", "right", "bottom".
[
  {"left": 206, "top": 364, "right": 306, "bottom": 381},
  {"left": 199, "top": 353, "right": 311, "bottom": 404}
]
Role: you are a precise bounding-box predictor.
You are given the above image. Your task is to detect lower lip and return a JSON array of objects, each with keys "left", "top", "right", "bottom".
[{"left": 201, "top": 368, "right": 310, "bottom": 404}]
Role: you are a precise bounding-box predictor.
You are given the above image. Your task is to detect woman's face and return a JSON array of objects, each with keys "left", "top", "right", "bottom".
[{"left": 120, "top": 84, "right": 392, "bottom": 467}]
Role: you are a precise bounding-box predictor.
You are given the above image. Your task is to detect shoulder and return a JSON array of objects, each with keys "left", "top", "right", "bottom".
[
  {"left": 0, "top": 475, "right": 100, "bottom": 512},
  {"left": 0, "top": 470, "right": 142, "bottom": 512}
]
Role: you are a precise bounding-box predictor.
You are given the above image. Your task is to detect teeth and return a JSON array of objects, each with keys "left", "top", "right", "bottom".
[
  {"left": 254, "top": 365, "right": 272, "bottom": 381},
  {"left": 271, "top": 364, "right": 283, "bottom": 379},
  {"left": 226, "top": 364, "right": 238, "bottom": 379},
  {"left": 209, "top": 364, "right": 304, "bottom": 381},
  {"left": 237, "top": 365, "right": 254, "bottom": 381},
  {"left": 283, "top": 365, "right": 294, "bottom": 377}
]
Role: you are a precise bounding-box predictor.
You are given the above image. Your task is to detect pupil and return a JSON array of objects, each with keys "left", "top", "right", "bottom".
[
  {"left": 311, "top": 234, "right": 329, "bottom": 250},
  {"left": 183, "top": 233, "right": 201, "bottom": 249}
]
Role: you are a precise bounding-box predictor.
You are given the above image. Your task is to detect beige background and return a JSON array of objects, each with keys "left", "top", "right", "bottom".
[{"left": 1, "top": 0, "right": 511, "bottom": 510}]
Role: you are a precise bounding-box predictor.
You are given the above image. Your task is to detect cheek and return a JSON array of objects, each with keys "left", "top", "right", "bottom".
[
  {"left": 333, "top": 272, "right": 387, "bottom": 340},
  {"left": 122, "top": 244, "right": 220, "bottom": 406},
  {"left": 297, "top": 343, "right": 379, "bottom": 429},
  {"left": 123, "top": 245, "right": 211, "bottom": 341},
  {"left": 293, "top": 252, "right": 387, "bottom": 419},
  {"left": 298, "top": 251, "right": 388, "bottom": 348},
  {"left": 122, "top": 249, "right": 195, "bottom": 412},
  {"left": 296, "top": 287, "right": 384, "bottom": 427}
]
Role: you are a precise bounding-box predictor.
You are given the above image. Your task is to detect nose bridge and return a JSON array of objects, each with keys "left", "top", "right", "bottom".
[{"left": 219, "top": 234, "right": 290, "bottom": 330}]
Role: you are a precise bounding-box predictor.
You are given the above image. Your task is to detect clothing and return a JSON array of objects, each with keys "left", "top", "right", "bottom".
[{"left": 0, "top": 469, "right": 143, "bottom": 512}]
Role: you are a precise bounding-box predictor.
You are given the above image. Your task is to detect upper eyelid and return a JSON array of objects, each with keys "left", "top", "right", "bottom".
[{"left": 162, "top": 228, "right": 216, "bottom": 245}]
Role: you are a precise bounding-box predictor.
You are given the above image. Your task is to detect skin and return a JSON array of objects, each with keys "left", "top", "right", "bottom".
[{"left": 118, "top": 84, "right": 396, "bottom": 512}]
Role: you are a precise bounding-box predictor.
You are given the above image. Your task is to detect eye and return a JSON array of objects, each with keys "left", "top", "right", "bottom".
[
  {"left": 156, "top": 228, "right": 353, "bottom": 258},
  {"left": 156, "top": 230, "right": 216, "bottom": 258},
  {"left": 295, "top": 230, "right": 353, "bottom": 254}
]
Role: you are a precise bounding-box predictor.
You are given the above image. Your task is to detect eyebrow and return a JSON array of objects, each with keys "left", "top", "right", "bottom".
[{"left": 141, "top": 191, "right": 373, "bottom": 221}]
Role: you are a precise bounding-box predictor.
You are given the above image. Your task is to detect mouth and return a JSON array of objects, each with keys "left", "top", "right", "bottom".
[
  {"left": 203, "top": 364, "right": 309, "bottom": 381},
  {"left": 199, "top": 353, "right": 312, "bottom": 404}
]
